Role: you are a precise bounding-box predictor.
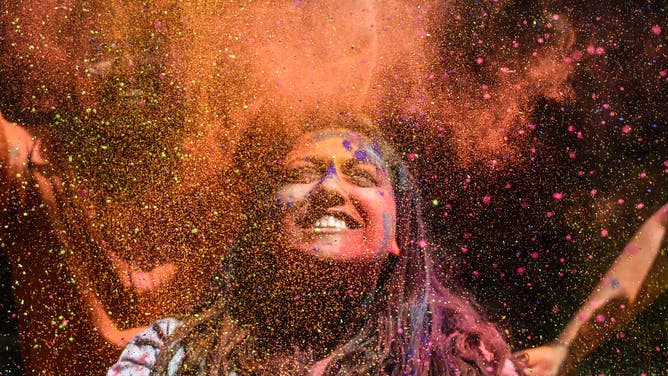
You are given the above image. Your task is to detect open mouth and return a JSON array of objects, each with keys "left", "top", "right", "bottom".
[{"left": 299, "top": 210, "right": 363, "bottom": 232}]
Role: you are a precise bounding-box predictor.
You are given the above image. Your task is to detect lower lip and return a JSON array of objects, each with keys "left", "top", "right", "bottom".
[
  {"left": 312, "top": 227, "right": 351, "bottom": 234},
  {"left": 311, "top": 227, "right": 360, "bottom": 235}
]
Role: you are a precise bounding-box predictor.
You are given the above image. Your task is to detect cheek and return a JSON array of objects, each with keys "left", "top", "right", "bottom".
[
  {"left": 382, "top": 211, "right": 396, "bottom": 234},
  {"left": 380, "top": 193, "right": 398, "bottom": 235},
  {"left": 378, "top": 212, "right": 393, "bottom": 251},
  {"left": 376, "top": 188, "right": 397, "bottom": 218},
  {"left": 365, "top": 189, "right": 397, "bottom": 232},
  {"left": 276, "top": 184, "right": 311, "bottom": 207}
]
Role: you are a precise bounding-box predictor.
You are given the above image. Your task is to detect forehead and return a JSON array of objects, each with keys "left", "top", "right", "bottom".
[{"left": 287, "top": 130, "right": 385, "bottom": 165}]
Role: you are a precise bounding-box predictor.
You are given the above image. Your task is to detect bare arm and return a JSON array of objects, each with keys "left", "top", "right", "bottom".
[
  {"left": 0, "top": 111, "right": 36, "bottom": 205},
  {"left": 518, "top": 202, "right": 668, "bottom": 375},
  {"left": 0, "top": 112, "right": 155, "bottom": 347}
]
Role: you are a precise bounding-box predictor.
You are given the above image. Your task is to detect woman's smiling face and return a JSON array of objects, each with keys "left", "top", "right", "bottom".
[{"left": 276, "top": 130, "right": 400, "bottom": 261}]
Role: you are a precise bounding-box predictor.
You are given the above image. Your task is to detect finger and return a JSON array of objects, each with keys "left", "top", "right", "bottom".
[{"left": 514, "top": 351, "right": 530, "bottom": 367}]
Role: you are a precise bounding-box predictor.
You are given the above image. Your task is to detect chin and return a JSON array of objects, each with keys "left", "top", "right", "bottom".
[{"left": 307, "top": 245, "right": 382, "bottom": 261}]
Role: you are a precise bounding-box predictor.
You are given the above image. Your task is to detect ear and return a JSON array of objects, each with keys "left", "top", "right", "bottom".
[{"left": 388, "top": 238, "right": 400, "bottom": 256}]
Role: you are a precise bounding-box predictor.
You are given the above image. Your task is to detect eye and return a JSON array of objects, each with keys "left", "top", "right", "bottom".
[
  {"left": 284, "top": 165, "right": 322, "bottom": 184},
  {"left": 346, "top": 167, "right": 378, "bottom": 187}
]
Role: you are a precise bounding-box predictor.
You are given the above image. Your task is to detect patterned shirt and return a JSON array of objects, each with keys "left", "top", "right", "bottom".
[
  {"left": 108, "top": 318, "right": 517, "bottom": 376},
  {"left": 107, "top": 318, "right": 186, "bottom": 376}
]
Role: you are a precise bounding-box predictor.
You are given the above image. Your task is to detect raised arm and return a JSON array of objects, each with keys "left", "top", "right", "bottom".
[
  {"left": 0, "top": 111, "right": 40, "bottom": 203},
  {"left": 517, "top": 202, "right": 668, "bottom": 375}
]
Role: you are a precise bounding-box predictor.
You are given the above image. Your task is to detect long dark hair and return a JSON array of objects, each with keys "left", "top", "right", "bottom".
[{"left": 154, "top": 113, "right": 517, "bottom": 375}]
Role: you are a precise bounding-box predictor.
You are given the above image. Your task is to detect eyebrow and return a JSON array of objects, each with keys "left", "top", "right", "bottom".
[
  {"left": 353, "top": 149, "right": 369, "bottom": 163},
  {"left": 355, "top": 145, "right": 385, "bottom": 167},
  {"left": 342, "top": 157, "right": 384, "bottom": 172},
  {"left": 286, "top": 149, "right": 385, "bottom": 168},
  {"left": 288, "top": 156, "right": 324, "bottom": 164}
]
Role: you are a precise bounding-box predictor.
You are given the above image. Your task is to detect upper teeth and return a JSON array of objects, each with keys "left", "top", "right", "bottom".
[{"left": 314, "top": 215, "right": 348, "bottom": 229}]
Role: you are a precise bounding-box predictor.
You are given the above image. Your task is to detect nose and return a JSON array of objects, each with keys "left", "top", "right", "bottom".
[{"left": 309, "top": 161, "right": 347, "bottom": 207}]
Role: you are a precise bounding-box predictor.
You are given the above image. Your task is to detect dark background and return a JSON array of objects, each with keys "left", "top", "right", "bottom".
[{"left": 1, "top": 0, "right": 666, "bottom": 374}]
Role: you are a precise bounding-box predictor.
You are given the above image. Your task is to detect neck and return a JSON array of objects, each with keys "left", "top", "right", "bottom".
[{"left": 232, "top": 247, "right": 386, "bottom": 359}]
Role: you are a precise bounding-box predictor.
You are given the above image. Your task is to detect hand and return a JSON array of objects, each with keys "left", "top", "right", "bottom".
[
  {"left": 0, "top": 111, "right": 33, "bottom": 177},
  {"left": 657, "top": 202, "right": 668, "bottom": 227},
  {"left": 110, "top": 251, "right": 178, "bottom": 294},
  {"left": 514, "top": 343, "right": 568, "bottom": 376}
]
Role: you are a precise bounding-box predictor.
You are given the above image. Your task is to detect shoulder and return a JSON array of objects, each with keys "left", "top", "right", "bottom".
[{"left": 107, "top": 318, "right": 185, "bottom": 376}]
